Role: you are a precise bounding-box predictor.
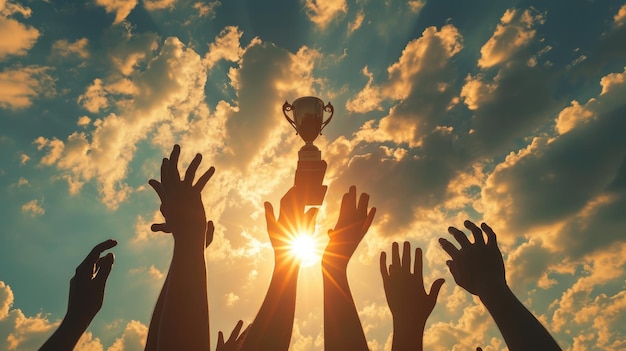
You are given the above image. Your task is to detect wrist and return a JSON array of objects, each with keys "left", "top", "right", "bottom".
[{"left": 478, "top": 282, "right": 512, "bottom": 308}]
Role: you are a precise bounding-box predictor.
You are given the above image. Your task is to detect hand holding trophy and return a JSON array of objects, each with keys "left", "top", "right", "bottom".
[{"left": 283, "top": 96, "right": 333, "bottom": 206}]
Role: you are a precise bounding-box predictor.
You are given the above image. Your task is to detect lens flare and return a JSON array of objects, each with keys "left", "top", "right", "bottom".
[{"left": 288, "top": 232, "right": 322, "bottom": 267}]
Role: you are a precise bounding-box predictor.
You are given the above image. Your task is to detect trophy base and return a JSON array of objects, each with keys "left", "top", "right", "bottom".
[
  {"left": 298, "top": 144, "right": 321, "bottom": 161},
  {"left": 295, "top": 155, "right": 327, "bottom": 206}
]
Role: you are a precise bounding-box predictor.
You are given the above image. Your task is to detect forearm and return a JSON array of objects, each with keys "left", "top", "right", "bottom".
[
  {"left": 391, "top": 319, "right": 424, "bottom": 351},
  {"left": 145, "top": 267, "right": 170, "bottom": 351},
  {"left": 240, "top": 256, "right": 299, "bottom": 351},
  {"left": 480, "top": 285, "right": 561, "bottom": 351},
  {"left": 39, "top": 315, "right": 90, "bottom": 351},
  {"left": 322, "top": 263, "right": 368, "bottom": 351},
  {"left": 157, "top": 241, "right": 209, "bottom": 351}
]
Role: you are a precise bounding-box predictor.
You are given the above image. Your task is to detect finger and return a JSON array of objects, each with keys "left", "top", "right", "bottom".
[
  {"left": 477, "top": 348, "right": 483, "bottom": 351},
  {"left": 356, "top": 192, "right": 369, "bottom": 217},
  {"left": 438, "top": 238, "right": 459, "bottom": 258},
  {"left": 94, "top": 252, "right": 115, "bottom": 285},
  {"left": 229, "top": 320, "right": 244, "bottom": 342},
  {"left": 391, "top": 241, "right": 401, "bottom": 269},
  {"left": 379, "top": 251, "right": 389, "bottom": 284},
  {"left": 151, "top": 223, "right": 171, "bottom": 233},
  {"left": 184, "top": 153, "right": 202, "bottom": 184},
  {"left": 304, "top": 207, "right": 319, "bottom": 230},
  {"left": 401, "top": 241, "right": 411, "bottom": 271},
  {"left": 341, "top": 186, "right": 357, "bottom": 214},
  {"left": 481, "top": 222, "right": 498, "bottom": 247},
  {"left": 194, "top": 166, "right": 215, "bottom": 191},
  {"left": 361, "top": 207, "right": 376, "bottom": 233},
  {"left": 448, "top": 226, "right": 472, "bottom": 248},
  {"left": 160, "top": 157, "right": 169, "bottom": 185},
  {"left": 168, "top": 144, "right": 181, "bottom": 182},
  {"left": 465, "top": 220, "right": 485, "bottom": 245},
  {"left": 205, "top": 220, "right": 215, "bottom": 248},
  {"left": 81, "top": 239, "right": 117, "bottom": 269},
  {"left": 414, "top": 247, "right": 423, "bottom": 285},
  {"left": 428, "top": 278, "right": 445, "bottom": 299},
  {"left": 237, "top": 324, "right": 251, "bottom": 344},
  {"left": 217, "top": 331, "right": 225, "bottom": 347},
  {"left": 264, "top": 202, "right": 276, "bottom": 227},
  {"left": 446, "top": 260, "right": 460, "bottom": 283},
  {"left": 148, "top": 179, "right": 166, "bottom": 202}
]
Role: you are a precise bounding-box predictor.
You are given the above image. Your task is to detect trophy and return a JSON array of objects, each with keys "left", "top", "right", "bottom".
[{"left": 283, "top": 96, "right": 334, "bottom": 205}]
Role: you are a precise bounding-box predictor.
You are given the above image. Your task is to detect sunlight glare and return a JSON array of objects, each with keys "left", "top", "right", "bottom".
[{"left": 289, "top": 232, "right": 322, "bottom": 267}]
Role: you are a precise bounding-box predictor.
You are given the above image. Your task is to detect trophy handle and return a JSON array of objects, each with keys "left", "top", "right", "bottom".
[
  {"left": 320, "top": 102, "right": 334, "bottom": 134},
  {"left": 282, "top": 101, "right": 299, "bottom": 135}
]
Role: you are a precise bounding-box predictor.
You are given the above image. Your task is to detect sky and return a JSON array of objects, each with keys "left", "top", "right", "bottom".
[{"left": 1, "top": 0, "right": 625, "bottom": 350}]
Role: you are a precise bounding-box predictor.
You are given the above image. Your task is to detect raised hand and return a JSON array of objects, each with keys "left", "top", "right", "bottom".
[
  {"left": 438, "top": 220, "right": 505, "bottom": 297},
  {"left": 217, "top": 320, "right": 249, "bottom": 351},
  {"left": 149, "top": 144, "right": 215, "bottom": 246},
  {"left": 240, "top": 187, "right": 317, "bottom": 351},
  {"left": 264, "top": 187, "right": 318, "bottom": 261},
  {"left": 40, "top": 239, "right": 117, "bottom": 351},
  {"left": 323, "top": 186, "right": 375, "bottom": 351},
  {"left": 323, "top": 185, "right": 376, "bottom": 268},
  {"left": 439, "top": 220, "right": 562, "bottom": 351},
  {"left": 380, "top": 241, "right": 444, "bottom": 351}
]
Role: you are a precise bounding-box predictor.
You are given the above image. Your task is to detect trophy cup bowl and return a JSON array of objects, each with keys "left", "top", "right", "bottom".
[{"left": 283, "top": 96, "right": 334, "bottom": 149}]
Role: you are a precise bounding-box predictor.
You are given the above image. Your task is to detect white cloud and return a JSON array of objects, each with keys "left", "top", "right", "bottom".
[
  {"left": 144, "top": 0, "right": 175, "bottom": 11},
  {"left": 106, "top": 320, "right": 147, "bottom": 351},
  {"left": 51, "top": 38, "right": 89, "bottom": 59},
  {"left": 203, "top": 26, "right": 245, "bottom": 69},
  {"left": 193, "top": 1, "right": 221, "bottom": 18},
  {"left": 78, "top": 79, "right": 108, "bottom": 113},
  {"left": 347, "top": 9, "right": 364, "bottom": 35},
  {"left": 614, "top": 4, "right": 626, "bottom": 27},
  {"left": 0, "top": 1, "right": 40, "bottom": 60},
  {"left": 0, "top": 66, "right": 54, "bottom": 109},
  {"left": 95, "top": 0, "right": 138, "bottom": 24},
  {"left": 21, "top": 199, "right": 44, "bottom": 216},
  {"left": 304, "top": 0, "right": 347, "bottom": 29},
  {"left": 478, "top": 8, "right": 545, "bottom": 68}
]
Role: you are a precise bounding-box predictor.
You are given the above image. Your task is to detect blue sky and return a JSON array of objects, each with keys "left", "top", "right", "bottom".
[{"left": 1, "top": 0, "right": 626, "bottom": 350}]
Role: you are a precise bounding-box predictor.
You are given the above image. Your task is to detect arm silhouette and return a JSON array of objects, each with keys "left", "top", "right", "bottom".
[
  {"left": 239, "top": 187, "right": 318, "bottom": 351},
  {"left": 217, "top": 320, "right": 249, "bottom": 351},
  {"left": 323, "top": 185, "right": 376, "bottom": 351},
  {"left": 144, "top": 227, "right": 213, "bottom": 351},
  {"left": 380, "top": 241, "right": 444, "bottom": 351},
  {"left": 40, "top": 239, "right": 117, "bottom": 351},
  {"left": 146, "top": 144, "right": 214, "bottom": 351},
  {"left": 439, "top": 220, "right": 562, "bottom": 351}
]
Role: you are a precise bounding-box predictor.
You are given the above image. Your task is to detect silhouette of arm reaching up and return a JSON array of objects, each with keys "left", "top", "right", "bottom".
[
  {"left": 239, "top": 187, "right": 318, "bottom": 351},
  {"left": 380, "top": 242, "right": 444, "bottom": 351},
  {"left": 40, "top": 239, "right": 117, "bottom": 351},
  {"left": 323, "top": 186, "right": 376, "bottom": 351},
  {"left": 439, "top": 220, "right": 562, "bottom": 351},
  {"left": 146, "top": 144, "right": 214, "bottom": 351},
  {"left": 144, "top": 226, "right": 214, "bottom": 351}
]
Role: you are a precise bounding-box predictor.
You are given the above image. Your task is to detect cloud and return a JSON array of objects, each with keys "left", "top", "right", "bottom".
[
  {"left": 0, "top": 66, "right": 55, "bottom": 109},
  {"left": 304, "top": 0, "right": 347, "bottom": 29},
  {"left": 193, "top": 1, "right": 221, "bottom": 18},
  {"left": 203, "top": 26, "right": 245, "bottom": 70},
  {"left": 78, "top": 79, "right": 108, "bottom": 113},
  {"left": 478, "top": 8, "right": 545, "bottom": 68},
  {"left": 106, "top": 320, "right": 147, "bottom": 351},
  {"left": 347, "top": 9, "right": 364, "bottom": 35},
  {"left": 0, "top": 1, "right": 40, "bottom": 61},
  {"left": 21, "top": 199, "right": 44, "bottom": 216},
  {"left": 144, "top": 0, "right": 175, "bottom": 11},
  {"left": 51, "top": 38, "right": 90, "bottom": 59},
  {"left": 480, "top": 66, "right": 626, "bottom": 254},
  {"left": 408, "top": 0, "right": 425, "bottom": 13},
  {"left": 95, "top": 0, "right": 138, "bottom": 24}
]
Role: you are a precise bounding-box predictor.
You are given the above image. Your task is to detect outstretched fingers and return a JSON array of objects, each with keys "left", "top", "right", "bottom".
[
  {"left": 414, "top": 247, "right": 424, "bottom": 285},
  {"left": 184, "top": 153, "right": 202, "bottom": 185},
  {"left": 94, "top": 252, "right": 115, "bottom": 285},
  {"left": 401, "top": 241, "right": 411, "bottom": 271},
  {"left": 167, "top": 144, "right": 181, "bottom": 182},
  {"left": 428, "top": 278, "right": 445, "bottom": 300},
  {"left": 439, "top": 237, "right": 459, "bottom": 259},
  {"left": 380, "top": 251, "right": 389, "bottom": 285},
  {"left": 465, "top": 220, "right": 485, "bottom": 245},
  {"left": 194, "top": 166, "right": 215, "bottom": 191},
  {"left": 448, "top": 226, "right": 471, "bottom": 248},
  {"left": 81, "top": 239, "right": 117, "bottom": 270},
  {"left": 481, "top": 222, "right": 498, "bottom": 246}
]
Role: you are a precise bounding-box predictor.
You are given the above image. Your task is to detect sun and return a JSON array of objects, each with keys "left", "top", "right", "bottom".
[{"left": 288, "top": 232, "right": 323, "bottom": 267}]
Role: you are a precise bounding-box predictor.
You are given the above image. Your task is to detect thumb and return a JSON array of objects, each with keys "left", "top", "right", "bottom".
[
  {"left": 151, "top": 223, "right": 171, "bottom": 233},
  {"left": 264, "top": 201, "right": 276, "bottom": 226},
  {"left": 429, "top": 278, "right": 445, "bottom": 299},
  {"left": 205, "top": 220, "right": 215, "bottom": 248},
  {"left": 217, "top": 331, "right": 225, "bottom": 347},
  {"left": 94, "top": 253, "right": 115, "bottom": 285}
]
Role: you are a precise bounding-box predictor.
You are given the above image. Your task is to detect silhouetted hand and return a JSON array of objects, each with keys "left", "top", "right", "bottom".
[
  {"left": 438, "top": 220, "right": 505, "bottom": 297},
  {"left": 40, "top": 239, "right": 117, "bottom": 351},
  {"left": 67, "top": 239, "right": 117, "bottom": 326},
  {"left": 380, "top": 242, "right": 444, "bottom": 330},
  {"left": 217, "top": 320, "right": 249, "bottom": 351},
  {"left": 149, "top": 144, "right": 215, "bottom": 247},
  {"left": 323, "top": 185, "right": 376, "bottom": 268},
  {"left": 264, "top": 187, "right": 318, "bottom": 261}
]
